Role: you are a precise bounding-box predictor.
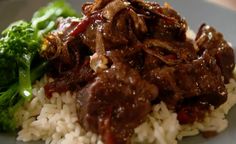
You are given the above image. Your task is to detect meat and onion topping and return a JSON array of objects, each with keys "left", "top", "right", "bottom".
[{"left": 41, "top": 0, "right": 235, "bottom": 143}]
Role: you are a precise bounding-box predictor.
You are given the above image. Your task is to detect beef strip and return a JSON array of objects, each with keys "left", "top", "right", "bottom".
[
  {"left": 175, "top": 52, "right": 227, "bottom": 124},
  {"left": 142, "top": 39, "right": 197, "bottom": 66},
  {"left": 176, "top": 52, "right": 227, "bottom": 106},
  {"left": 77, "top": 63, "right": 158, "bottom": 144},
  {"left": 196, "top": 24, "right": 235, "bottom": 83},
  {"left": 128, "top": 0, "right": 187, "bottom": 41},
  {"left": 44, "top": 57, "right": 95, "bottom": 98}
]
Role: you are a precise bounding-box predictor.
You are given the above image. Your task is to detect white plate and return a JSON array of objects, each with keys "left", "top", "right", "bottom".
[{"left": 0, "top": 0, "right": 235, "bottom": 144}]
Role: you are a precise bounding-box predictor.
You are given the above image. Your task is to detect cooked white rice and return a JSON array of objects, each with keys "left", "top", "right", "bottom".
[{"left": 15, "top": 72, "right": 236, "bottom": 144}]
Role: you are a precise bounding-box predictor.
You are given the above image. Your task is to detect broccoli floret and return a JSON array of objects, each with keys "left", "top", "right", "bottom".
[
  {"left": 0, "top": 21, "right": 39, "bottom": 99},
  {"left": 0, "top": 21, "right": 41, "bottom": 131}
]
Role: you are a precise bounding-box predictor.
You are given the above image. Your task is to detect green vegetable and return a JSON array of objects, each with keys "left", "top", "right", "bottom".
[
  {"left": 0, "top": 21, "right": 42, "bottom": 131},
  {"left": 0, "top": 56, "right": 17, "bottom": 87},
  {"left": 0, "top": 83, "right": 19, "bottom": 131},
  {"left": 0, "top": 62, "right": 48, "bottom": 131},
  {"left": 31, "top": 0, "right": 78, "bottom": 37},
  {"left": 0, "top": 0, "right": 78, "bottom": 131},
  {"left": 0, "top": 20, "right": 39, "bottom": 99}
]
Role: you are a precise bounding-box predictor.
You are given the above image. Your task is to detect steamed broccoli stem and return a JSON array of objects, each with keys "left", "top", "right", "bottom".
[
  {"left": 18, "top": 64, "right": 32, "bottom": 100},
  {"left": 0, "top": 62, "right": 48, "bottom": 131},
  {"left": 18, "top": 61, "right": 48, "bottom": 100},
  {"left": 30, "top": 61, "right": 48, "bottom": 82}
]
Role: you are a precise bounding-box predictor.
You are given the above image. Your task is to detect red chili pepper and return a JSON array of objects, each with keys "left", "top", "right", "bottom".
[
  {"left": 69, "top": 13, "right": 104, "bottom": 37},
  {"left": 164, "top": 54, "right": 177, "bottom": 60},
  {"left": 177, "top": 107, "right": 197, "bottom": 124},
  {"left": 98, "top": 106, "right": 116, "bottom": 144},
  {"left": 44, "top": 81, "right": 69, "bottom": 98}
]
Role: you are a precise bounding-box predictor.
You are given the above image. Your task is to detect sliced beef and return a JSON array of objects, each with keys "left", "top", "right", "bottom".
[
  {"left": 129, "top": 0, "right": 187, "bottom": 41},
  {"left": 176, "top": 98, "right": 210, "bottom": 124},
  {"left": 44, "top": 58, "right": 95, "bottom": 98},
  {"left": 144, "top": 52, "right": 227, "bottom": 124},
  {"left": 196, "top": 24, "right": 235, "bottom": 83},
  {"left": 143, "top": 66, "right": 181, "bottom": 109},
  {"left": 175, "top": 52, "right": 227, "bottom": 107},
  {"left": 106, "top": 44, "right": 145, "bottom": 71},
  {"left": 77, "top": 63, "right": 158, "bottom": 144},
  {"left": 142, "top": 39, "right": 197, "bottom": 66},
  {"left": 41, "top": 17, "right": 94, "bottom": 72}
]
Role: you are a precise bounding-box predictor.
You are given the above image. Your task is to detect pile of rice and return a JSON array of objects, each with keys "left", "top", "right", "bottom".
[{"left": 15, "top": 71, "right": 236, "bottom": 144}]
